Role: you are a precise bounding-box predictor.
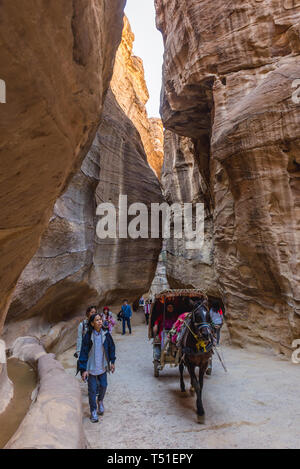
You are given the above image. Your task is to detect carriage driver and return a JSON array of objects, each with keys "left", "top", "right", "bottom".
[{"left": 153, "top": 304, "right": 178, "bottom": 362}]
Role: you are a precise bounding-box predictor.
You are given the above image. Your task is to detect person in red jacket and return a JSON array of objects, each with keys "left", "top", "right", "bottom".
[{"left": 153, "top": 304, "right": 178, "bottom": 362}]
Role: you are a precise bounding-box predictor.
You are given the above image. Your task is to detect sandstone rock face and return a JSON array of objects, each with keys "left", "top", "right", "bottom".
[
  {"left": 149, "top": 118, "right": 165, "bottom": 178},
  {"left": 111, "top": 17, "right": 164, "bottom": 178},
  {"left": 7, "top": 148, "right": 100, "bottom": 327},
  {"left": 90, "top": 89, "right": 164, "bottom": 305},
  {"left": 156, "top": 0, "right": 300, "bottom": 353},
  {"left": 0, "top": 0, "right": 126, "bottom": 333},
  {"left": 148, "top": 243, "right": 170, "bottom": 298},
  {"left": 10, "top": 337, "right": 47, "bottom": 369},
  {"left": 161, "top": 130, "right": 218, "bottom": 296},
  {"left": 4, "top": 19, "right": 163, "bottom": 338},
  {"left": 3, "top": 315, "right": 84, "bottom": 358}
]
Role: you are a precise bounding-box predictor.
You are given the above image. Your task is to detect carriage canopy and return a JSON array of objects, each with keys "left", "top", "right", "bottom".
[{"left": 148, "top": 289, "right": 207, "bottom": 339}]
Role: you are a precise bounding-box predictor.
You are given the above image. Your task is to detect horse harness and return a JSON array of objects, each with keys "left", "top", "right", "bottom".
[{"left": 180, "top": 313, "right": 214, "bottom": 355}]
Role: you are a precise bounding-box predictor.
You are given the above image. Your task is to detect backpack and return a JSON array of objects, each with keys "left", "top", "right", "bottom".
[{"left": 117, "top": 310, "right": 123, "bottom": 321}]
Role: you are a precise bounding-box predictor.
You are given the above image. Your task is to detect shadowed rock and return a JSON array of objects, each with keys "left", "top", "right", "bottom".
[
  {"left": 5, "top": 341, "right": 85, "bottom": 449},
  {"left": 155, "top": 0, "right": 300, "bottom": 353},
  {"left": 0, "top": 0, "right": 126, "bottom": 333}
]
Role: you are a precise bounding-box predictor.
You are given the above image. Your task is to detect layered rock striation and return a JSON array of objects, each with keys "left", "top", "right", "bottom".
[
  {"left": 111, "top": 17, "right": 164, "bottom": 178},
  {"left": 4, "top": 19, "right": 163, "bottom": 339},
  {"left": 0, "top": 0, "right": 126, "bottom": 333},
  {"left": 91, "top": 89, "right": 163, "bottom": 306},
  {"left": 155, "top": 0, "right": 300, "bottom": 353},
  {"left": 161, "top": 130, "right": 217, "bottom": 296}
]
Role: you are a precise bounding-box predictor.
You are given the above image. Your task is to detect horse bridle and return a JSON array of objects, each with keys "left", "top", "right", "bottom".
[{"left": 191, "top": 306, "right": 214, "bottom": 351}]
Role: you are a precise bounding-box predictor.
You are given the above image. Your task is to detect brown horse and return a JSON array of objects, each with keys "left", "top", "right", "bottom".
[{"left": 179, "top": 301, "right": 214, "bottom": 423}]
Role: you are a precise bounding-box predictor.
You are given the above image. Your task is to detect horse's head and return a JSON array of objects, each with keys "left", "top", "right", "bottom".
[{"left": 192, "top": 301, "right": 213, "bottom": 342}]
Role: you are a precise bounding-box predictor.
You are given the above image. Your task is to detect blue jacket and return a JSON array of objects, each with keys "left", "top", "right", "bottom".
[
  {"left": 121, "top": 304, "right": 132, "bottom": 319},
  {"left": 79, "top": 329, "right": 116, "bottom": 374}
]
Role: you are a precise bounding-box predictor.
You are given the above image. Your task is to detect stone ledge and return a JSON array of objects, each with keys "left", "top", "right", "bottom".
[
  {"left": 0, "top": 340, "right": 13, "bottom": 414},
  {"left": 5, "top": 337, "right": 85, "bottom": 449}
]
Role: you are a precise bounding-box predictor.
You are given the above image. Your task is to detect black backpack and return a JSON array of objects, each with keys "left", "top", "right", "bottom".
[{"left": 117, "top": 310, "right": 123, "bottom": 321}]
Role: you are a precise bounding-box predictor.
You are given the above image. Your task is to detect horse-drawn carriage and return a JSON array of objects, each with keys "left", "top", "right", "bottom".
[
  {"left": 148, "top": 289, "right": 208, "bottom": 377},
  {"left": 148, "top": 288, "right": 225, "bottom": 422}
]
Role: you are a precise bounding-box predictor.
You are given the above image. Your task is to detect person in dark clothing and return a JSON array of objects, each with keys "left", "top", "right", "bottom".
[
  {"left": 75, "top": 305, "right": 97, "bottom": 358},
  {"left": 79, "top": 313, "right": 116, "bottom": 423},
  {"left": 206, "top": 300, "right": 224, "bottom": 376},
  {"left": 121, "top": 299, "right": 132, "bottom": 335},
  {"left": 209, "top": 300, "right": 224, "bottom": 345},
  {"left": 144, "top": 299, "right": 151, "bottom": 325}
]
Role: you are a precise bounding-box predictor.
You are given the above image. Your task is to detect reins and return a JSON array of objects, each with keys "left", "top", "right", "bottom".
[{"left": 182, "top": 317, "right": 212, "bottom": 353}]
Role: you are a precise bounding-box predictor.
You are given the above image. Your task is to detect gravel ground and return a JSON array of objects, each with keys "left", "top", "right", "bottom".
[{"left": 59, "top": 324, "right": 300, "bottom": 449}]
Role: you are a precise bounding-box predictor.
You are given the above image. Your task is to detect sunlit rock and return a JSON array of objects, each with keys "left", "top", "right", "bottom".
[
  {"left": 0, "top": 0, "right": 126, "bottom": 333},
  {"left": 155, "top": 0, "right": 300, "bottom": 353},
  {"left": 5, "top": 17, "right": 163, "bottom": 345},
  {"left": 111, "top": 17, "right": 164, "bottom": 178}
]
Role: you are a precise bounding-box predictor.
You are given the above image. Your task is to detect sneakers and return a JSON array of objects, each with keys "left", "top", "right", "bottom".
[
  {"left": 90, "top": 410, "right": 99, "bottom": 423},
  {"left": 97, "top": 400, "right": 104, "bottom": 416}
]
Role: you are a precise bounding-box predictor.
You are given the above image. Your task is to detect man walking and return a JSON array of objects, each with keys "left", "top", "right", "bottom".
[
  {"left": 121, "top": 299, "right": 132, "bottom": 335},
  {"left": 79, "top": 313, "right": 116, "bottom": 423}
]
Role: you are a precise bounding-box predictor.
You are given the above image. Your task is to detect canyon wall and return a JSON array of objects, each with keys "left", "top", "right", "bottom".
[
  {"left": 111, "top": 17, "right": 164, "bottom": 178},
  {"left": 155, "top": 0, "right": 300, "bottom": 354},
  {"left": 0, "top": 0, "right": 126, "bottom": 333},
  {"left": 91, "top": 89, "right": 163, "bottom": 305},
  {"left": 148, "top": 242, "right": 170, "bottom": 299},
  {"left": 4, "top": 18, "right": 163, "bottom": 346},
  {"left": 161, "top": 130, "right": 218, "bottom": 296}
]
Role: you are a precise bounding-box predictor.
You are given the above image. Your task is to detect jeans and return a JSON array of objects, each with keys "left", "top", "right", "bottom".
[
  {"left": 122, "top": 317, "right": 131, "bottom": 334},
  {"left": 88, "top": 372, "right": 107, "bottom": 412}
]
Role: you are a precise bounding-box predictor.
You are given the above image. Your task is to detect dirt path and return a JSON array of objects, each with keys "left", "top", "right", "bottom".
[{"left": 59, "top": 325, "right": 300, "bottom": 449}]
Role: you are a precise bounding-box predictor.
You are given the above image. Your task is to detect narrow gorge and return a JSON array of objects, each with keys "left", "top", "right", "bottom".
[{"left": 0, "top": 0, "right": 299, "bottom": 450}]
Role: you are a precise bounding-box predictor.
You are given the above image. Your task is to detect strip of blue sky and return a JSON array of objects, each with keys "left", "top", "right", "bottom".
[{"left": 124, "top": 0, "right": 163, "bottom": 118}]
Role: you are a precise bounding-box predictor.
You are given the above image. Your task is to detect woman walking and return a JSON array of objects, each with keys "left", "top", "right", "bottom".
[
  {"left": 79, "top": 313, "right": 116, "bottom": 423},
  {"left": 101, "top": 306, "right": 116, "bottom": 333}
]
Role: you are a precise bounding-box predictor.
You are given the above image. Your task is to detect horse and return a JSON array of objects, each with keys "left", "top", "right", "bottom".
[{"left": 179, "top": 300, "right": 214, "bottom": 423}]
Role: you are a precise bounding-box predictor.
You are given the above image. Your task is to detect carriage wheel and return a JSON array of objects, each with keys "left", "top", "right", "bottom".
[{"left": 154, "top": 360, "right": 160, "bottom": 377}]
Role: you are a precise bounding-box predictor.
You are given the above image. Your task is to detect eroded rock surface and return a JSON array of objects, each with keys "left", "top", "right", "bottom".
[
  {"left": 6, "top": 148, "right": 100, "bottom": 328},
  {"left": 0, "top": 0, "right": 126, "bottom": 333},
  {"left": 90, "top": 89, "right": 164, "bottom": 305},
  {"left": 161, "top": 130, "right": 218, "bottom": 296},
  {"left": 148, "top": 243, "right": 170, "bottom": 298},
  {"left": 5, "top": 348, "right": 84, "bottom": 449},
  {"left": 5, "top": 18, "right": 163, "bottom": 341},
  {"left": 155, "top": 0, "right": 300, "bottom": 353},
  {"left": 111, "top": 17, "right": 164, "bottom": 177}
]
